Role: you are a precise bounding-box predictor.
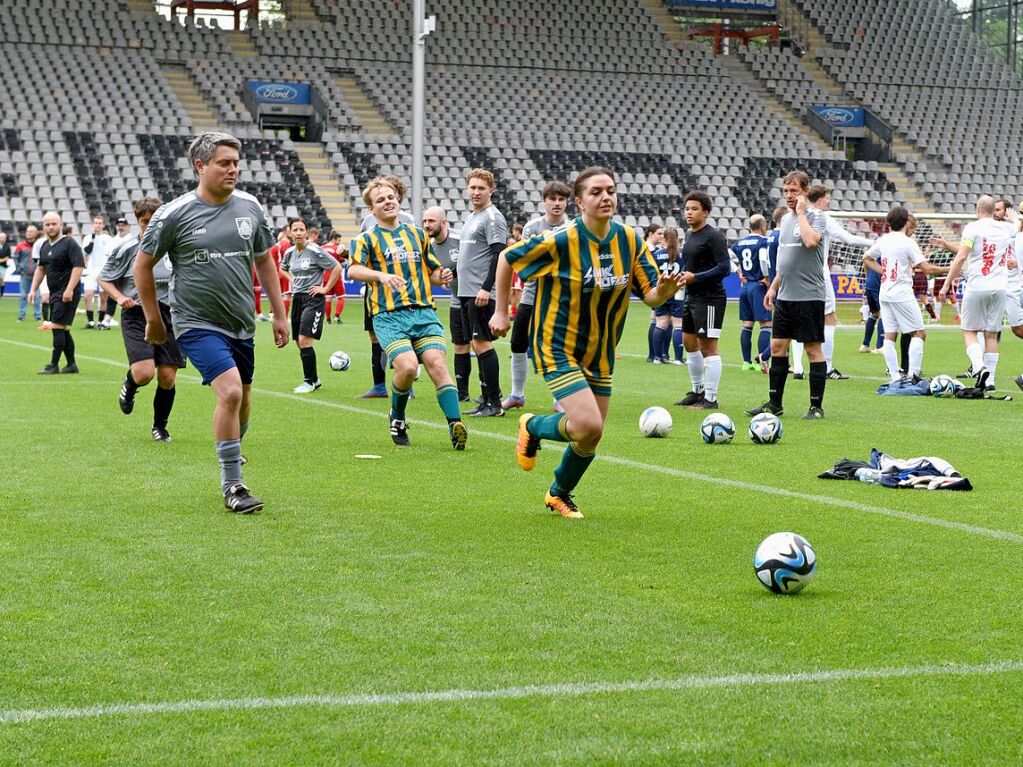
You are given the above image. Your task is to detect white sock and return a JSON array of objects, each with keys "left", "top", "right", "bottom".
[
  {"left": 703, "top": 355, "right": 722, "bottom": 402},
  {"left": 823, "top": 324, "right": 836, "bottom": 370},
  {"left": 966, "top": 342, "right": 984, "bottom": 372},
  {"left": 791, "top": 341, "right": 804, "bottom": 374},
  {"left": 510, "top": 351, "right": 528, "bottom": 399},
  {"left": 859, "top": 303, "right": 870, "bottom": 322},
  {"left": 883, "top": 340, "right": 900, "bottom": 382},
  {"left": 687, "top": 350, "right": 705, "bottom": 393},
  {"left": 908, "top": 336, "right": 924, "bottom": 376},
  {"left": 983, "top": 352, "right": 999, "bottom": 387}
]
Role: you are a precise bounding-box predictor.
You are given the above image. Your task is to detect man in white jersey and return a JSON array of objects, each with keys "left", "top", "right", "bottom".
[
  {"left": 863, "top": 207, "right": 948, "bottom": 383},
  {"left": 939, "top": 195, "right": 1015, "bottom": 390},
  {"left": 81, "top": 215, "right": 114, "bottom": 329}
]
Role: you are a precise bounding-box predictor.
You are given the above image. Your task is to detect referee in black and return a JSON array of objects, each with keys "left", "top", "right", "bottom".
[{"left": 28, "top": 211, "right": 85, "bottom": 374}]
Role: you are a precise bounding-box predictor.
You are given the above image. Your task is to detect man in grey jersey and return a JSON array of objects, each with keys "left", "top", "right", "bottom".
[
  {"left": 135, "top": 132, "right": 289, "bottom": 514},
  {"left": 502, "top": 180, "right": 570, "bottom": 410},
  {"left": 747, "top": 170, "right": 829, "bottom": 420},
  {"left": 457, "top": 168, "right": 508, "bottom": 417},
  {"left": 422, "top": 206, "right": 469, "bottom": 399}
]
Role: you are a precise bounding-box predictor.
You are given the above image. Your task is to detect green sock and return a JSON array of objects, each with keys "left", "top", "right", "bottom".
[
  {"left": 550, "top": 443, "right": 596, "bottom": 497},
  {"left": 436, "top": 384, "right": 461, "bottom": 422},
  {"left": 391, "top": 380, "right": 411, "bottom": 421},
  {"left": 526, "top": 412, "right": 569, "bottom": 442}
]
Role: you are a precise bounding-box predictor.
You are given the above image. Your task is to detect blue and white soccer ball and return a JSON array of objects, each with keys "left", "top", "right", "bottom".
[
  {"left": 328, "top": 351, "right": 351, "bottom": 371},
  {"left": 754, "top": 532, "right": 817, "bottom": 594},
  {"left": 639, "top": 406, "right": 672, "bottom": 438},
  {"left": 929, "top": 374, "right": 962, "bottom": 398},
  {"left": 748, "top": 412, "right": 783, "bottom": 444},
  {"left": 700, "top": 412, "right": 735, "bottom": 444}
]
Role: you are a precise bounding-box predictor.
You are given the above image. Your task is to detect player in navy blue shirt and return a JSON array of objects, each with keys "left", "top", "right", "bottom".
[
  {"left": 860, "top": 253, "right": 884, "bottom": 353},
  {"left": 652, "top": 228, "right": 686, "bottom": 364},
  {"left": 731, "top": 215, "right": 772, "bottom": 371},
  {"left": 766, "top": 205, "right": 786, "bottom": 283}
]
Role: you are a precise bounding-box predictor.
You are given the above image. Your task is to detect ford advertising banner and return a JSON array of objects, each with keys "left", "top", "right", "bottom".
[
  {"left": 811, "top": 105, "right": 866, "bottom": 128},
  {"left": 667, "top": 0, "right": 777, "bottom": 9},
  {"left": 246, "top": 80, "right": 311, "bottom": 105}
]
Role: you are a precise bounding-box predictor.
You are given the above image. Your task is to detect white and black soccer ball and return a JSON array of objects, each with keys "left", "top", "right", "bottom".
[
  {"left": 328, "top": 351, "right": 351, "bottom": 372},
  {"left": 639, "top": 406, "right": 672, "bottom": 438},
  {"left": 749, "top": 412, "right": 783, "bottom": 444},
  {"left": 929, "top": 374, "right": 961, "bottom": 398},
  {"left": 700, "top": 412, "right": 735, "bottom": 444},
  {"left": 754, "top": 532, "right": 817, "bottom": 595}
]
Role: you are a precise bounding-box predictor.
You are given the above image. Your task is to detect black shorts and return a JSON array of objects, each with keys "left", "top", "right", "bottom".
[
  {"left": 460, "top": 299, "right": 496, "bottom": 343},
  {"left": 292, "top": 292, "right": 326, "bottom": 340},
  {"left": 682, "top": 296, "right": 726, "bottom": 339},
  {"left": 449, "top": 302, "right": 471, "bottom": 345},
  {"left": 363, "top": 296, "right": 373, "bottom": 333},
  {"left": 121, "top": 304, "right": 186, "bottom": 367},
  {"left": 510, "top": 302, "right": 533, "bottom": 353},
  {"left": 49, "top": 292, "right": 81, "bottom": 326},
  {"left": 772, "top": 299, "right": 825, "bottom": 344}
]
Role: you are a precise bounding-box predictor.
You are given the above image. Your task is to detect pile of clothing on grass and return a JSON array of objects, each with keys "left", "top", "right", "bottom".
[{"left": 819, "top": 448, "right": 973, "bottom": 491}]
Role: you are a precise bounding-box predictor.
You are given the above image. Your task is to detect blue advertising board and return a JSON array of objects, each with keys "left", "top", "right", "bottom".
[
  {"left": 667, "top": 0, "right": 777, "bottom": 10},
  {"left": 246, "top": 80, "right": 311, "bottom": 105},
  {"left": 811, "top": 105, "right": 865, "bottom": 128}
]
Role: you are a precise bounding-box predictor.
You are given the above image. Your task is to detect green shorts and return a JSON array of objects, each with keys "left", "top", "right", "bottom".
[
  {"left": 543, "top": 368, "right": 613, "bottom": 400},
  {"left": 372, "top": 306, "right": 447, "bottom": 365}
]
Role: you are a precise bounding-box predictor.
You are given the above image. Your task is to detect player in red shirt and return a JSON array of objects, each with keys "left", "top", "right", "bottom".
[
  {"left": 268, "top": 230, "right": 292, "bottom": 315},
  {"left": 321, "top": 230, "right": 348, "bottom": 323}
]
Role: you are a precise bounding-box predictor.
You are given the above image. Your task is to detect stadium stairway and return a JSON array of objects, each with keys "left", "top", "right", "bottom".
[
  {"left": 121, "top": 0, "right": 153, "bottom": 14},
  {"left": 776, "top": 0, "right": 836, "bottom": 52},
  {"left": 283, "top": 0, "right": 322, "bottom": 25},
  {"left": 642, "top": 0, "right": 690, "bottom": 51},
  {"left": 293, "top": 143, "right": 361, "bottom": 240},
  {"left": 332, "top": 75, "right": 395, "bottom": 137},
  {"left": 162, "top": 65, "right": 220, "bottom": 130},
  {"left": 226, "top": 29, "right": 258, "bottom": 58},
  {"left": 877, "top": 162, "right": 933, "bottom": 213}
]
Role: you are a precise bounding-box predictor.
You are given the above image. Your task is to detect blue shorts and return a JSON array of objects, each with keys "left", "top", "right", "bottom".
[
  {"left": 371, "top": 306, "right": 447, "bottom": 365},
  {"left": 177, "top": 329, "right": 255, "bottom": 386},
  {"left": 865, "top": 288, "right": 880, "bottom": 314},
  {"left": 739, "top": 283, "right": 772, "bottom": 323},
  {"left": 654, "top": 299, "right": 685, "bottom": 319}
]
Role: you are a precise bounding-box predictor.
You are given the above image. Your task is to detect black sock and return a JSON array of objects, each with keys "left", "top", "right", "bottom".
[
  {"left": 300, "top": 347, "right": 317, "bottom": 383},
  {"left": 63, "top": 331, "right": 75, "bottom": 365},
  {"left": 768, "top": 355, "right": 789, "bottom": 407},
  {"left": 153, "top": 385, "right": 176, "bottom": 429},
  {"left": 106, "top": 297, "right": 117, "bottom": 319},
  {"left": 42, "top": 302, "right": 50, "bottom": 321},
  {"left": 809, "top": 361, "right": 827, "bottom": 409},
  {"left": 86, "top": 309, "right": 94, "bottom": 323},
  {"left": 125, "top": 369, "right": 139, "bottom": 393},
  {"left": 647, "top": 321, "right": 655, "bottom": 359},
  {"left": 51, "top": 329, "right": 65, "bottom": 366},
  {"left": 454, "top": 352, "right": 471, "bottom": 398},
  {"left": 478, "top": 348, "right": 501, "bottom": 405},
  {"left": 370, "top": 342, "right": 385, "bottom": 386},
  {"left": 899, "top": 333, "right": 911, "bottom": 372}
]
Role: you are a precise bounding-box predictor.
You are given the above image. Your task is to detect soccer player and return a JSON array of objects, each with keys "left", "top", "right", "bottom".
[
  {"left": 502, "top": 180, "right": 570, "bottom": 409},
  {"left": 421, "top": 206, "right": 468, "bottom": 398},
  {"left": 731, "top": 214, "right": 772, "bottom": 371},
  {"left": 80, "top": 215, "right": 113, "bottom": 329},
  {"left": 747, "top": 170, "right": 829, "bottom": 420},
  {"left": 98, "top": 196, "right": 183, "bottom": 441},
  {"left": 348, "top": 179, "right": 466, "bottom": 450},
  {"left": 322, "top": 230, "right": 348, "bottom": 324},
  {"left": 939, "top": 195, "right": 1016, "bottom": 389},
  {"left": 863, "top": 207, "right": 948, "bottom": 384},
  {"left": 27, "top": 211, "right": 84, "bottom": 374},
  {"left": 135, "top": 131, "right": 289, "bottom": 514},
  {"left": 644, "top": 224, "right": 665, "bottom": 362},
  {"left": 652, "top": 227, "right": 686, "bottom": 365},
  {"left": 674, "top": 190, "right": 730, "bottom": 410},
  {"left": 490, "top": 166, "right": 684, "bottom": 519},
  {"left": 457, "top": 168, "right": 508, "bottom": 417},
  {"left": 281, "top": 218, "right": 342, "bottom": 393}
]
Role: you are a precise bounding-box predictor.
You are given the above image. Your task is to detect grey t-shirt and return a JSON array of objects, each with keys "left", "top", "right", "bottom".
[
  {"left": 457, "top": 204, "right": 508, "bottom": 298},
  {"left": 776, "top": 209, "right": 827, "bottom": 302},
  {"left": 518, "top": 215, "right": 567, "bottom": 306},
  {"left": 429, "top": 230, "right": 461, "bottom": 309},
  {"left": 360, "top": 209, "right": 415, "bottom": 233},
  {"left": 281, "top": 242, "right": 338, "bottom": 293},
  {"left": 99, "top": 235, "right": 174, "bottom": 304},
  {"left": 140, "top": 190, "right": 274, "bottom": 339}
]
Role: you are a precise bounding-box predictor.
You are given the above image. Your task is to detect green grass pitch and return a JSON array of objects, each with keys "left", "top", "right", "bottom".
[{"left": 1, "top": 296, "right": 1022, "bottom": 765}]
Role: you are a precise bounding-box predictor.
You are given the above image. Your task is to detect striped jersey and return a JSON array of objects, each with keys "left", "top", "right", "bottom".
[
  {"left": 503, "top": 217, "right": 659, "bottom": 378},
  {"left": 349, "top": 223, "right": 440, "bottom": 317}
]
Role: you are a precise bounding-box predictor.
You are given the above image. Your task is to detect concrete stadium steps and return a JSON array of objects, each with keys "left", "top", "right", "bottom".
[
  {"left": 333, "top": 75, "right": 395, "bottom": 137},
  {"left": 283, "top": 0, "right": 323, "bottom": 25},
  {"left": 225, "top": 29, "right": 258, "bottom": 58},
  {"left": 292, "top": 144, "right": 361, "bottom": 240},
  {"left": 877, "top": 163, "right": 932, "bottom": 214},
  {"left": 122, "top": 0, "right": 153, "bottom": 14},
  {"left": 162, "top": 65, "right": 221, "bottom": 131},
  {"left": 640, "top": 0, "right": 690, "bottom": 51},
  {"left": 776, "top": 0, "right": 835, "bottom": 52}
]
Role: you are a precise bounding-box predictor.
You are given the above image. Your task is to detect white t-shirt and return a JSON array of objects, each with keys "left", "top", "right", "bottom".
[
  {"left": 1009, "top": 231, "right": 1023, "bottom": 292},
  {"left": 82, "top": 233, "right": 114, "bottom": 276},
  {"left": 960, "top": 218, "right": 1014, "bottom": 292},
  {"left": 867, "top": 231, "right": 925, "bottom": 302}
]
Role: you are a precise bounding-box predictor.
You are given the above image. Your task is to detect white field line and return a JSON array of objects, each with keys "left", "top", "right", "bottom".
[
  {"left": 1, "top": 660, "right": 1021, "bottom": 725},
  {"left": 2, "top": 338, "right": 1020, "bottom": 544}
]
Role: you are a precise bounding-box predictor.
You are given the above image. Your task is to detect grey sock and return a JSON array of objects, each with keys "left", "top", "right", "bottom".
[{"left": 216, "top": 439, "right": 243, "bottom": 494}]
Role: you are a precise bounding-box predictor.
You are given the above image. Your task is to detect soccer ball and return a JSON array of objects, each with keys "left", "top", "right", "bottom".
[
  {"left": 328, "top": 351, "right": 351, "bottom": 371},
  {"left": 639, "top": 406, "right": 672, "bottom": 438},
  {"left": 700, "top": 412, "right": 735, "bottom": 444},
  {"left": 754, "top": 532, "right": 817, "bottom": 594},
  {"left": 749, "top": 413, "right": 783, "bottom": 444},
  {"left": 929, "top": 374, "right": 961, "bottom": 398}
]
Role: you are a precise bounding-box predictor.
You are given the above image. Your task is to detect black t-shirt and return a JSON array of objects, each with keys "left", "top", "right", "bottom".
[
  {"left": 38, "top": 236, "right": 85, "bottom": 296},
  {"left": 0, "top": 242, "right": 11, "bottom": 266},
  {"left": 682, "top": 225, "right": 730, "bottom": 299}
]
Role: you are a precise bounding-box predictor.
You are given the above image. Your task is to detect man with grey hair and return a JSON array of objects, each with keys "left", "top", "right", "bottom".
[
  {"left": 135, "top": 131, "right": 289, "bottom": 513},
  {"left": 421, "top": 206, "right": 467, "bottom": 397},
  {"left": 28, "top": 211, "right": 85, "bottom": 374},
  {"left": 14, "top": 225, "right": 41, "bottom": 321}
]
